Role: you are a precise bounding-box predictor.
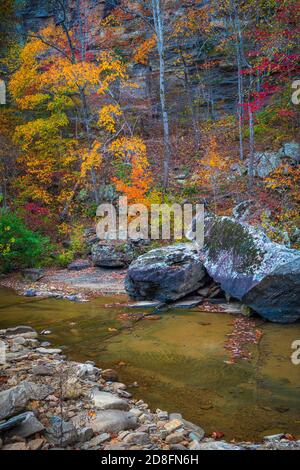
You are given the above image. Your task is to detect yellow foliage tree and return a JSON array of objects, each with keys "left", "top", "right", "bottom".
[{"left": 197, "top": 136, "right": 229, "bottom": 213}]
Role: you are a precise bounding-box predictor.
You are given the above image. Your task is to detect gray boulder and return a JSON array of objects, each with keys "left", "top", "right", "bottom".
[
  {"left": 4, "top": 412, "right": 44, "bottom": 438},
  {"left": 67, "top": 259, "right": 91, "bottom": 271},
  {"left": 254, "top": 151, "right": 284, "bottom": 178},
  {"left": 0, "top": 381, "right": 53, "bottom": 420},
  {"left": 90, "top": 390, "right": 129, "bottom": 411},
  {"left": 203, "top": 216, "right": 300, "bottom": 323},
  {"left": 22, "top": 268, "right": 44, "bottom": 281},
  {"left": 46, "top": 417, "right": 78, "bottom": 447},
  {"left": 88, "top": 410, "right": 138, "bottom": 434},
  {"left": 282, "top": 141, "right": 300, "bottom": 162},
  {"left": 5, "top": 326, "right": 36, "bottom": 336},
  {"left": 92, "top": 243, "right": 135, "bottom": 268},
  {"left": 125, "top": 244, "right": 208, "bottom": 302}
]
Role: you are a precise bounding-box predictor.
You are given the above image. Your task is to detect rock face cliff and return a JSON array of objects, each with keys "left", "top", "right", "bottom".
[{"left": 13, "top": 0, "right": 238, "bottom": 121}]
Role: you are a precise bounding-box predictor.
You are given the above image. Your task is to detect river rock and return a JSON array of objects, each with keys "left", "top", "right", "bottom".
[
  {"left": 88, "top": 410, "right": 138, "bottom": 434},
  {"left": 202, "top": 216, "right": 300, "bottom": 323},
  {"left": 90, "top": 390, "right": 129, "bottom": 411},
  {"left": 196, "top": 440, "right": 243, "bottom": 450},
  {"left": 85, "top": 433, "right": 110, "bottom": 448},
  {"left": 2, "top": 442, "right": 28, "bottom": 451},
  {"left": 32, "top": 364, "right": 54, "bottom": 376},
  {"left": 92, "top": 243, "right": 135, "bottom": 268},
  {"left": 0, "top": 382, "right": 53, "bottom": 420},
  {"left": 123, "top": 431, "right": 151, "bottom": 445},
  {"left": 169, "top": 412, "right": 205, "bottom": 440},
  {"left": 101, "top": 369, "right": 118, "bottom": 382},
  {"left": 77, "top": 427, "right": 94, "bottom": 443},
  {"left": 164, "top": 419, "right": 182, "bottom": 434},
  {"left": 22, "top": 268, "right": 44, "bottom": 282},
  {"left": 5, "top": 326, "right": 36, "bottom": 336},
  {"left": 45, "top": 417, "right": 78, "bottom": 447},
  {"left": 67, "top": 259, "right": 91, "bottom": 271},
  {"left": 125, "top": 244, "right": 207, "bottom": 302},
  {"left": 4, "top": 412, "right": 44, "bottom": 438},
  {"left": 166, "top": 432, "right": 185, "bottom": 444},
  {"left": 28, "top": 438, "right": 45, "bottom": 450},
  {"left": 0, "top": 412, "right": 28, "bottom": 432},
  {"left": 36, "top": 347, "right": 62, "bottom": 355}
]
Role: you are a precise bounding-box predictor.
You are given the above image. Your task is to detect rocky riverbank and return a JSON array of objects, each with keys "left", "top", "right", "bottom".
[
  {"left": 1, "top": 325, "right": 300, "bottom": 451},
  {"left": 0, "top": 266, "right": 128, "bottom": 302}
]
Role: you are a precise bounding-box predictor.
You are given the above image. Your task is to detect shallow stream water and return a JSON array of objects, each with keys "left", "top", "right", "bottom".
[{"left": 0, "top": 287, "right": 300, "bottom": 441}]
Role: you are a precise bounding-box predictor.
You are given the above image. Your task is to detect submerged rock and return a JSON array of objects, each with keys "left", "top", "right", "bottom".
[
  {"left": 203, "top": 217, "right": 300, "bottom": 323},
  {"left": 5, "top": 326, "right": 36, "bottom": 336},
  {"left": 125, "top": 244, "right": 207, "bottom": 302}
]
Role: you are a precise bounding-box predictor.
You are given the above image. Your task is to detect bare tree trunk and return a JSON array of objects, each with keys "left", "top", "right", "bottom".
[
  {"left": 80, "top": 88, "right": 99, "bottom": 205},
  {"left": 151, "top": 0, "right": 171, "bottom": 192},
  {"left": 180, "top": 50, "right": 200, "bottom": 149},
  {"left": 230, "top": 0, "right": 244, "bottom": 160},
  {"left": 248, "top": 104, "right": 254, "bottom": 191},
  {"left": 76, "top": 0, "right": 99, "bottom": 205}
]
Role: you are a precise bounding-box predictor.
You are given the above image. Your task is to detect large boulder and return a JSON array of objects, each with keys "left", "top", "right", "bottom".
[
  {"left": 92, "top": 243, "right": 136, "bottom": 268},
  {"left": 125, "top": 243, "right": 207, "bottom": 302},
  {"left": 203, "top": 217, "right": 300, "bottom": 323},
  {"left": 254, "top": 151, "right": 284, "bottom": 178},
  {"left": 282, "top": 141, "right": 300, "bottom": 162}
]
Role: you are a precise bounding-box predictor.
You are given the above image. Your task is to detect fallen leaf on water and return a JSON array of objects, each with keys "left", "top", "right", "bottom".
[
  {"left": 283, "top": 433, "right": 296, "bottom": 441},
  {"left": 211, "top": 431, "right": 225, "bottom": 439}
]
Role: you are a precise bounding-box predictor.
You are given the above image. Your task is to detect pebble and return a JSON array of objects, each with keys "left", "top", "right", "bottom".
[
  {"left": 36, "top": 348, "right": 62, "bottom": 355},
  {"left": 101, "top": 369, "right": 118, "bottom": 382},
  {"left": 123, "top": 432, "right": 151, "bottom": 445},
  {"left": 86, "top": 433, "right": 110, "bottom": 448},
  {"left": 2, "top": 442, "right": 28, "bottom": 450},
  {"left": 166, "top": 432, "right": 186, "bottom": 444},
  {"left": 189, "top": 440, "right": 202, "bottom": 450},
  {"left": 129, "top": 408, "right": 143, "bottom": 418},
  {"left": 164, "top": 419, "right": 182, "bottom": 434},
  {"left": 28, "top": 438, "right": 45, "bottom": 451}
]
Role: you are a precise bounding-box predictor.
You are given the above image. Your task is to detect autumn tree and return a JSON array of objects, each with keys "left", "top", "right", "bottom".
[
  {"left": 197, "top": 136, "right": 229, "bottom": 213},
  {"left": 9, "top": 0, "right": 152, "bottom": 221}
]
